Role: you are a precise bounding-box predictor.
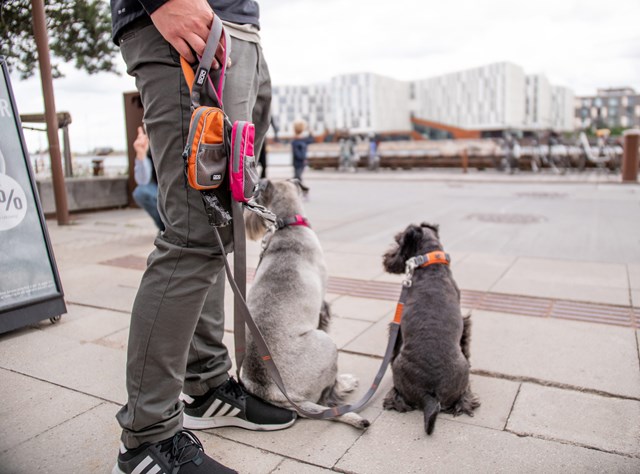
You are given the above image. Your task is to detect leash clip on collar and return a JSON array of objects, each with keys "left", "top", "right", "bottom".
[{"left": 403, "top": 251, "right": 451, "bottom": 287}]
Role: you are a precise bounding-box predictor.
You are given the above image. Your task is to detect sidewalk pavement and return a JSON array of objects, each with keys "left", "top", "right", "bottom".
[{"left": 1, "top": 167, "right": 639, "bottom": 473}]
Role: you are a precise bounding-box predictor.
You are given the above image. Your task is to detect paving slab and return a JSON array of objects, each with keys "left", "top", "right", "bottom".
[
  {"left": 342, "top": 316, "right": 389, "bottom": 358},
  {"left": 0, "top": 332, "right": 126, "bottom": 404},
  {"left": 198, "top": 432, "right": 284, "bottom": 474},
  {"left": 491, "top": 257, "right": 631, "bottom": 305},
  {"left": 451, "top": 253, "right": 516, "bottom": 292},
  {"left": 327, "top": 316, "right": 373, "bottom": 349},
  {"left": 59, "top": 263, "right": 141, "bottom": 313},
  {"left": 0, "top": 327, "right": 80, "bottom": 369},
  {"left": 439, "top": 375, "right": 520, "bottom": 431},
  {"left": 41, "top": 303, "right": 131, "bottom": 343},
  {"left": 507, "top": 383, "right": 640, "bottom": 457},
  {"left": 472, "top": 310, "right": 640, "bottom": 399},
  {"left": 0, "top": 368, "right": 102, "bottom": 453},
  {"left": 0, "top": 402, "right": 121, "bottom": 474},
  {"left": 214, "top": 406, "right": 380, "bottom": 469},
  {"left": 272, "top": 459, "right": 333, "bottom": 473},
  {"left": 335, "top": 409, "right": 640, "bottom": 474},
  {"left": 330, "top": 295, "right": 394, "bottom": 322},
  {"left": 323, "top": 251, "right": 388, "bottom": 280}
]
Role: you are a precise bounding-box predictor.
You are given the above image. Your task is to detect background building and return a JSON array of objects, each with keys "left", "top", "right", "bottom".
[
  {"left": 270, "top": 62, "right": 576, "bottom": 140},
  {"left": 574, "top": 88, "right": 640, "bottom": 130}
]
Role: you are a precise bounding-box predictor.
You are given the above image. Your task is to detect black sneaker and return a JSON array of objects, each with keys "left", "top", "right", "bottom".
[
  {"left": 181, "top": 378, "right": 296, "bottom": 431},
  {"left": 112, "top": 430, "right": 235, "bottom": 474}
]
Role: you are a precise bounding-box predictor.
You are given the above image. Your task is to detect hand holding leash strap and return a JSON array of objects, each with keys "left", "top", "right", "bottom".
[{"left": 180, "top": 14, "right": 230, "bottom": 108}]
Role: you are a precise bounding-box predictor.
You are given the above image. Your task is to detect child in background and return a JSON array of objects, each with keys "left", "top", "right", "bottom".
[{"left": 291, "top": 119, "right": 313, "bottom": 194}]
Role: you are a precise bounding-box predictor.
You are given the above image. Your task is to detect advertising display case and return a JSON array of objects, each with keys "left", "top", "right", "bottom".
[{"left": 0, "top": 56, "right": 66, "bottom": 333}]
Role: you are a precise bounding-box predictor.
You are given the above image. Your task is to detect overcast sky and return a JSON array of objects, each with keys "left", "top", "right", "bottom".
[{"left": 10, "top": 0, "right": 640, "bottom": 153}]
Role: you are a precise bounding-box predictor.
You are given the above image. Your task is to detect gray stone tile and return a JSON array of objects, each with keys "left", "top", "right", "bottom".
[
  {"left": 335, "top": 409, "right": 640, "bottom": 474},
  {"left": 328, "top": 317, "right": 372, "bottom": 349},
  {"left": 214, "top": 414, "right": 371, "bottom": 468},
  {"left": 491, "top": 257, "right": 631, "bottom": 305},
  {"left": 342, "top": 317, "right": 389, "bottom": 358},
  {"left": 4, "top": 340, "right": 127, "bottom": 404},
  {"left": 440, "top": 375, "right": 520, "bottom": 431},
  {"left": 323, "top": 252, "right": 386, "bottom": 280},
  {"left": 0, "top": 329, "right": 80, "bottom": 370},
  {"left": 507, "top": 383, "right": 640, "bottom": 457},
  {"left": 41, "top": 303, "right": 131, "bottom": 343},
  {"left": 0, "top": 402, "right": 121, "bottom": 474},
  {"left": 0, "top": 368, "right": 102, "bottom": 453},
  {"left": 473, "top": 310, "right": 640, "bottom": 399},
  {"left": 628, "top": 264, "right": 640, "bottom": 290},
  {"left": 198, "top": 432, "right": 284, "bottom": 474},
  {"left": 330, "top": 295, "right": 393, "bottom": 322},
  {"left": 60, "top": 264, "right": 141, "bottom": 312},
  {"left": 273, "top": 459, "right": 333, "bottom": 473},
  {"left": 451, "top": 253, "right": 516, "bottom": 292}
]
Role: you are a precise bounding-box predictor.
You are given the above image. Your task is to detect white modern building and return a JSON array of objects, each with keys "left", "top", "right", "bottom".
[
  {"left": 412, "top": 62, "right": 527, "bottom": 131},
  {"left": 525, "top": 74, "right": 552, "bottom": 130},
  {"left": 270, "top": 62, "right": 575, "bottom": 139},
  {"left": 330, "top": 73, "right": 411, "bottom": 134}
]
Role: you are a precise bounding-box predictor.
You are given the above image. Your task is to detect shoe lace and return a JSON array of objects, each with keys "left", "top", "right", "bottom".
[
  {"left": 220, "top": 377, "right": 246, "bottom": 401},
  {"left": 160, "top": 430, "right": 204, "bottom": 474}
]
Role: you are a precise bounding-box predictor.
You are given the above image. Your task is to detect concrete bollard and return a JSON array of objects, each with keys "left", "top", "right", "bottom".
[{"left": 622, "top": 129, "right": 639, "bottom": 183}]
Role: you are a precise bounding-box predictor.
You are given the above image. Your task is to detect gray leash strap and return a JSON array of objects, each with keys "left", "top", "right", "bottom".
[{"left": 213, "top": 225, "right": 404, "bottom": 420}]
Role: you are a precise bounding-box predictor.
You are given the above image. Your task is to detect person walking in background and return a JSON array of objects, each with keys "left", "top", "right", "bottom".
[
  {"left": 131, "top": 126, "right": 164, "bottom": 231},
  {"left": 109, "top": 1, "right": 296, "bottom": 473},
  {"left": 291, "top": 119, "right": 313, "bottom": 193}
]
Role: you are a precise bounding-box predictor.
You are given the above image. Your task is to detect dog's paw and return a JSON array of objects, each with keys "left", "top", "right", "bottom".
[
  {"left": 449, "top": 388, "right": 480, "bottom": 417},
  {"left": 336, "top": 373, "right": 359, "bottom": 393}
]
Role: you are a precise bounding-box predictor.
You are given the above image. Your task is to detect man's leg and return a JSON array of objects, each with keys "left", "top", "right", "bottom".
[
  {"left": 181, "top": 37, "right": 295, "bottom": 431},
  {"left": 116, "top": 23, "right": 234, "bottom": 449}
]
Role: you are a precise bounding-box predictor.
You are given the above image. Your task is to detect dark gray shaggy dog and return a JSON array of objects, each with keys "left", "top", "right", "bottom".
[
  {"left": 242, "top": 179, "right": 369, "bottom": 429},
  {"left": 382, "top": 223, "right": 479, "bottom": 434}
]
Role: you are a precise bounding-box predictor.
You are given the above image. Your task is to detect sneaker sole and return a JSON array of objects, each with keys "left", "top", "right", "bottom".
[{"left": 183, "top": 413, "right": 296, "bottom": 431}]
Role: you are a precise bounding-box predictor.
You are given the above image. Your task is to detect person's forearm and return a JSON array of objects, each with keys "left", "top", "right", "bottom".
[{"left": 134, "top": 159, "right": 152, "bottom": 186}]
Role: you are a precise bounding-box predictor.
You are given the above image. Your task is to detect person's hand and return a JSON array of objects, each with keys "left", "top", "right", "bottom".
[
  {"left": 150, "top": 0, "right": 224, "bottom": 66},
  {"left": 133, "top": 126, "right": 149, "bottom": 160}
]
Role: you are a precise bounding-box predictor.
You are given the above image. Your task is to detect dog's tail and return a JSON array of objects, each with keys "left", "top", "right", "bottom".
[{"left": 423, "top": 394, "right": 441, "bottom": 435}]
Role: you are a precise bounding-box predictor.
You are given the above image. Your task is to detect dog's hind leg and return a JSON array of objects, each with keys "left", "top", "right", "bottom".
[
  {"left": 383, "top": 386, "right": 414, "bottom": 412},
  {"left": 318, "top": 301, "right": 332, "bottom": 332},
  {"left": 447, "top": 386, "right": 480, "bottom": 417},
  {"left": 296, "top": 400, "right": 370, "bottom": 429},
  {"left": 321, "top": 373, "right": 359, "bottom": 406},
  {"left": 423, "top": 394, "right": 441, "bottom": 435},
  {"left": 460, "top": 312, "right": 472, "bottom": 360}
]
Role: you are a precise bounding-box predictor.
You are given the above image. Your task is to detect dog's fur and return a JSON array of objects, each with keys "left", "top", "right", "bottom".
[
  {"left": 242, "top": 179, "right": 369, "bottom": 429},
  {"left": 382, "top": 223, "right": 479, "bottom": 434}
]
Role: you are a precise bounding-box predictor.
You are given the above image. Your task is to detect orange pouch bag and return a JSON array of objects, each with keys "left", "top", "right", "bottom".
[{"left": 183, "top": 105, "right": 228, "bottom": 190}]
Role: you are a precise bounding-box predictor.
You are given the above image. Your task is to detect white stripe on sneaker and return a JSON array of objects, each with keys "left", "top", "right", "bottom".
[
  {"left": 219, "top": 404, "right": 235, "bottom": 416},
  {"left": 146, "top": 465, "right": 162, "bottom": 474},
  {"left": 119, "top": 442, "right": 127, "bottom": 454},
  {"left": 131, "top": 456, "right": 152, "bottom": 474},
  {"left": 180, "top": 392, "right": 195, "bottom": 404},
  {"left": 226, "top": 407, "right": 241, "bottom": 417},
  {"left": 203, "top": 399, "right": 223, "bottom": 418}
]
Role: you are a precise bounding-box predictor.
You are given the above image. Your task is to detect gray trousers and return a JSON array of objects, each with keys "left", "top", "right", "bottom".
[{"left": 117, "top": 22, "right": 271, "bottom": 448}]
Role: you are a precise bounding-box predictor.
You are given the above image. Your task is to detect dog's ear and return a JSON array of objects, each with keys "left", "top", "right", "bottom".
[
  {"left": 421, "top": 222, "right": 439, "bottom": 236},
  {"left": 383, "top": 224, "right": 423, "bottom": 274},
  {"left": 255, "top": 179, "right": 274, "bottom": 206},
  {"left": 287, "top": 178, "right": 304, "bottom": 195}
]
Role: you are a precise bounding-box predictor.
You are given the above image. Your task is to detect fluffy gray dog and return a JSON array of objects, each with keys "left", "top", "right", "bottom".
[
  {"left": 242, "top": 179, "right": 369, "bottom": 429},
  {"left": 382, "top": 223, "right": 479, "bottom": 434}
]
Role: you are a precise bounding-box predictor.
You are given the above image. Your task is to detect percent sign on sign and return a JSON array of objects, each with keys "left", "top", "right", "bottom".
[
  {"left": 0, "top": 173, "right": 27, "bottom": 231},
  {"left": 0, "top": 187, "right": 23, "bottom": 211}
]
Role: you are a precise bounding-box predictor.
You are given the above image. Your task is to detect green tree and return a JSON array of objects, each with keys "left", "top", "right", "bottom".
[{"left": 0, "top": 0, "right": 118, "bottom": 79}]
